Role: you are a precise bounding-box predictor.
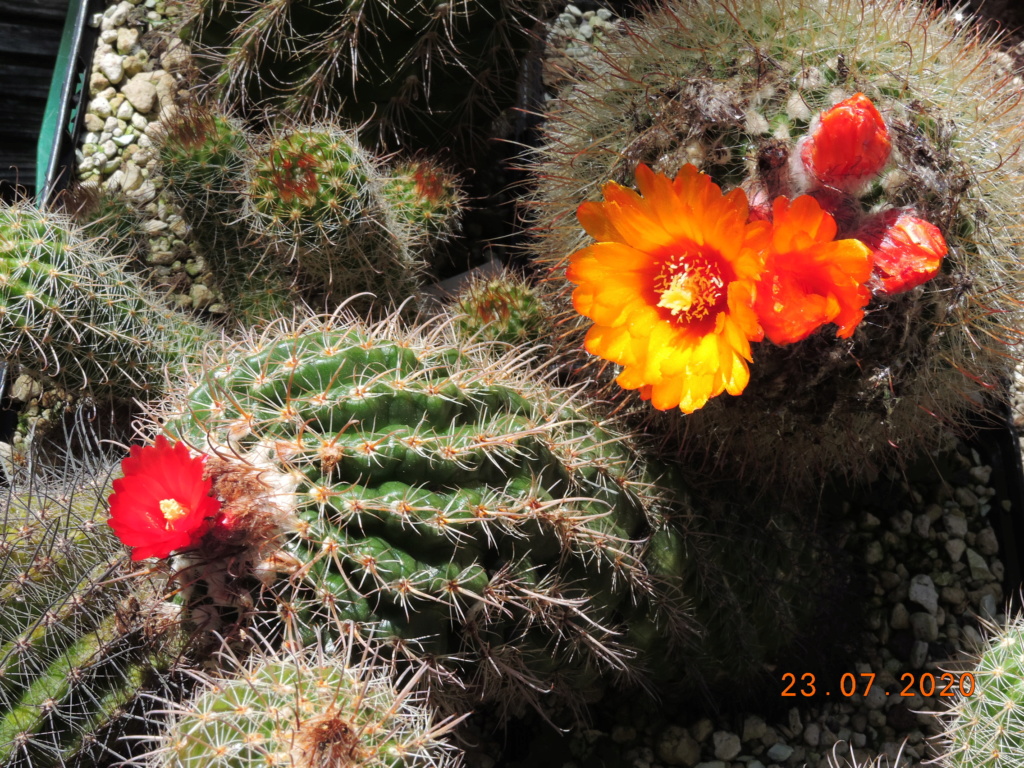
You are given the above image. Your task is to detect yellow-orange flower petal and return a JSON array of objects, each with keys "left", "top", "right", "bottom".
[
  {"left": 567, "top": 164, "right": 768, "bottom": 413},
  {"left": 755, "top": 196, "right": 873, "bottom": 345}
]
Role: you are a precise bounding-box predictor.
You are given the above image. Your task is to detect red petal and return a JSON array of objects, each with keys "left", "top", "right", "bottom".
[{"left": 801, "top": 93, "right": 891, "bottom": 190}]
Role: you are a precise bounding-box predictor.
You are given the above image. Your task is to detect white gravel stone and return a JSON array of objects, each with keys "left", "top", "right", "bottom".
[
  {"left": 766, "top": 743, "right": 794, "bottom": 762},
  {"left": 910, "top": 612, "right": 939, "bottom": 642},
  {"left": 945, "top": 538, "right": 966, "bottom": 562},
  {"left": 117, "top": 26, "right": 139, "bottom": 54},
  {"left": 84, "top": 113, "right": 104, "bottom": 132},
  {"left": 657, "top": 726, "right": 700, "bottom": 767},
  {"left": 97, "top": 51, "right": 124, "bottom": 84},
  {"left": 908, "top": 574, "right": 938, "bottom": 614},
  {"left": 943, "top": 511, "right": 969, "bottom": 538},
  {"left": 966, "top": 548, "right": 995, "bottom": 581},
  {"left": 742, "top": 716, "right": 766, "bottom": 742},
  {"left": 976, "top": 527, "right": 999, "bottom": 556},
  {"left": 117, "top": 99, "right": 135, "bottom": 120},
  {"left": 90, "top": 96, "right": 112, "bottom": 119},
  {"left": 890, "top": 602, "right": 910, "bottom": 630},
  {"left": 712, "top": 731, "right": 741, "bottom": 761},
  {"left": 122, "top": 74, "right": 158, "bottom": 113},
  {"left": 910, "top": 639, "right": 929, "bottom": 668}
]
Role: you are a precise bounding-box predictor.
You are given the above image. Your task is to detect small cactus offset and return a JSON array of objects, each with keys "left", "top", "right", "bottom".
[
  {"left": 145, "top": 632, "right": 464, "bottom": 768},
  {"left": 450, "top": 270, "right": 551, "bottom": 346},
  {"left": 382, "top": 160, "right": 463, "bottom": 252},
  {"left": 0, "top": 456, "right": 180, "bottom": 768},
  {"left": 134, "top": 312, "right": 692, "bottom": 717},
  {"left": 527, "top": 0, "right": 1024, "bottom": 490},
  {"left": 937, "top": 614, "right": 1024, "bottom": 767},
  {"left": 0, "top": 201, "right": 216, "bottom": 399}
]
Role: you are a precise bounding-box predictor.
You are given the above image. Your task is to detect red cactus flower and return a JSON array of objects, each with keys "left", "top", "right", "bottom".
[
  {"left": 107, "top": 436, "right": 221, "bottom": 561},
  {"left": 861, "top": 208, "right": 947, "bottom": 295},
  {"left": 799, "top": 93, "right": 891, "bottom": 192}
]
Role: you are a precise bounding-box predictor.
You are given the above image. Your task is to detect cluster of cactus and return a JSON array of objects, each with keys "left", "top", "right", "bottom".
[
  {"left": 527, "top": 0, "right": 1024, "bottom": 491},
  {"left": 180, "top": 0, "right": 543, "bottom": 150},
  {"left": 6, "top": 0, "right": 1024, "bottom": 764},
  {"left": 0, "top": 452, "right": 178, "bottom": 768},
  {"left": 156, "top": 106, "right": 463, "bottom": 320}
]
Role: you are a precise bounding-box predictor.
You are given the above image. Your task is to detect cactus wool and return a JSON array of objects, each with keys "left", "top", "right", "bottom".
[{"left": 528, "top": 0, "right": 1024, "bottom": 491}]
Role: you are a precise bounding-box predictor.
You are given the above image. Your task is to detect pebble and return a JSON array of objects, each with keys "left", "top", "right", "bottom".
[
  {"left": 966, "top": 548, "right": 995, "bottom": 581},
  {"left": 122, "top": 73, "right": 157, "bottom": 113},
  {"left": 767, "top": 744, "right": 794, "bottom": 762},
  {"left": 908, "top": 575, "right": 938, "bottom": 614},
  {"left": 945, "top": 538, "right": 966, "bottom": 562},
  {"left": 712, "top": 731, "right": 741, "bottom": 761},
  {"left": 98, "top": 51, "right": 124, "bottom": 84},
  {"left": 90, "top": 95, "right": 113, "bottom": 119}
]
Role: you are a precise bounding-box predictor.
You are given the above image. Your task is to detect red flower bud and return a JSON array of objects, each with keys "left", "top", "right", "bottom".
[
  {"left": 860, "top": 208, "right": 947, "bottom": 295},
  {"left": 800, "top": 93, "right": 891, "bottom": 191}
]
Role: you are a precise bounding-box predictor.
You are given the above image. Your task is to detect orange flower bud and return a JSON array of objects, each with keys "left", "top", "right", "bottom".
[
  {"left": 800, "top": 93, "right": 891, "bottom": 191},
  {"left": 862, "top": 208, "right": 947, "bottom": 295}
]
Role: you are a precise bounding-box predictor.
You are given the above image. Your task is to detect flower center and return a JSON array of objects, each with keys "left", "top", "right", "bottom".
[
  {"left": 655, "top": 254, "right": 725, "bottom": 323},
  {"left": 159, "top": 498, "right": 190, "bottom": 528}
]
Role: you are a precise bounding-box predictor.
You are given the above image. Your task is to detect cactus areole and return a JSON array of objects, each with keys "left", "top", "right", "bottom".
[{"left": 157, "top": 320, "right": 688, "bottom": 709}]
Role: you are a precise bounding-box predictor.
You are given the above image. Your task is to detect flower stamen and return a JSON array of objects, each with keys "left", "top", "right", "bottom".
[
  {"left": 159, "top": 498, "right": 191, "bottom": 528},
  {"left": 655, "top": 255, "right": 724, "bottom": 322}
]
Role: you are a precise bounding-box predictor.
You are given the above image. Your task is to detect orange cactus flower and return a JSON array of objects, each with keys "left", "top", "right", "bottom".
[
  {"left": 107, "top": 435, "right": 221, "bottom": 561},
  {"left": 568, "top": 164, "right": 771, "bottom": 413},
  {"left": 755, "top": 196, "right": 873, "bottom": 345},
  {"left": 800, "top": 93, "right": 891, "bottom": 191},
  {"left": 862, "top": 208, "right": 947, "bottom": 295}
]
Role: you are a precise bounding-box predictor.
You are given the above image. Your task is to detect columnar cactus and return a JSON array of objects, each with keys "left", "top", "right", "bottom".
[
  {"left": 0, "top": 202, "right": 215, "bottom": 399},
  {"left": 146, "top": 633, "right": 463, "bottom": 768},
  {"left": 143, "top": 313, "right": 693, "bottom": 716},
  {"left": 527, "top": 0, "right": 1024, "bottom": 490},
  {"left": 0, "top": 457, "right": 179, "bottom": 768}
]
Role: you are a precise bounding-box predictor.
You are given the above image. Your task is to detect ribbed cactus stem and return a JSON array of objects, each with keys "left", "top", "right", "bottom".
[{"left": 0, "top": 202, "right": 216, "bottom": 399}]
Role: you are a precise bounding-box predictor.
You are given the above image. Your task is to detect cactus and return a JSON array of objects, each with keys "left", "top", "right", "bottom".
[
  {"left": 183, "top": 0, "right": 541, "bottom": 150},
  {"left": 526, "top": 0, "right": 1024, "bottom": 490},
  {"left": 382, "top": 160, "right": 463, "bottom": 251},
  {"left": 937, "top": 614, "right": 1024, "bottom": 768},
  {"left": 450, "top": 270, "right": 551, "bottom": 346},
  {"left": 0, "top": 201, "right": 216, "bottom": 399},
  {"left": 0, "top": 453, "right": 180, "bottom": 768},
  {"left": 146, "top": 632, "right": 463, "bottom": 768},
  {"left": 144, "top": 312, "right": 692, "bottom": 716},
  {"left": 246, "top": 127, "right": 422, "bottom": 306}
]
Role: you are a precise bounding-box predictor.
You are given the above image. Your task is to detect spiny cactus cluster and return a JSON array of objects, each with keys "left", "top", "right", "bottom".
[
  {"left": 527, "top": 0, "right": 1024, "bottom": 491},
  {"left": 156, "top": 107, "right": 462, "bottom": 319},
  {"left": 181, "top": 0, "right": 543, "bottom": 150},
  {"left": 450, "top": 270, "right": 550, "bottom": 346},
  {"left": 0, "top": 453, "right": 178, "bottom": 768}
]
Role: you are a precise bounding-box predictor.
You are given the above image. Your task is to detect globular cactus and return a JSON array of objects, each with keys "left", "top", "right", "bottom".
[
  {"left": 450, "top": 270, "right": 551, "bottom": 346},
  {"left": 183, "top": 0, "right": 542, "bottom": 150},
  {"left": 138, "top": 312, "right": 693, "bottom": 717},
  {"left": 0, "top": 454, "right": 180, "bottom": 768},
  {"left": 527, "top": 0, "right": 1024, "bottom": 491},
  {"left": 937, "top": 614, "right": 1024, "bottom": 768},
  {"left": 247, "top": 127, "right": 422, "bottom": 306},
  {"left": 382, "top": 160, "right": 463, "bottom": 252},
  {"left": 0, "top": 201, "right": 215, "bottom": 399},
  {"left": 145, "top": 632, "right": 463, "bottom": 768}
]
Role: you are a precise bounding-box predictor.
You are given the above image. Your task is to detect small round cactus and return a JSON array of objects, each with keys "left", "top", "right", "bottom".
[
  {"left": 527, "top": 0, "right": 1024, "bottom": 490},
  {"left": 450, "top": 270, "right": 551, "bottom": 346},
  {"left": 246, "top": 127, "right": 423, "bottom": 307},
  {"left": 382, "top": 159, "right": 463, "bottom": 250},
  {"left": 938, "top": 614, "right": 1024, "bottom": 767},
  {"left": 149, "top": 634, "right": 463, "bottom": 768}
]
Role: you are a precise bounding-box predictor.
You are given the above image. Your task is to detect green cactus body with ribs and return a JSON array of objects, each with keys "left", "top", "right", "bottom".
[{"left": 162, "top": 319, "right": 692, "bottom": 712}]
